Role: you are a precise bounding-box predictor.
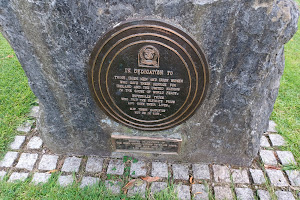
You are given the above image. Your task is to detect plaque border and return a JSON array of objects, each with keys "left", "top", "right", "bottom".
[{"left": 89, "top": 19, "right": 210, "bottom": 130}]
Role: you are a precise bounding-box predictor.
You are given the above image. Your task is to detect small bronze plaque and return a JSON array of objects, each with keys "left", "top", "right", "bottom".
[
  {"left": 111, "top": 135, "right": 181, "bottom": 154},
  {"left": 89, "top": 19, "right": 209, "bottom": 130}
]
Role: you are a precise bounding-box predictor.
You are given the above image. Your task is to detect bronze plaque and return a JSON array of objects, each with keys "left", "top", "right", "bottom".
[
  {"left": 111, "top": 135, "right": 181, "bottom": 154},
  {"left": 89, "top": 19, "right": 209, "bottom": 130}
]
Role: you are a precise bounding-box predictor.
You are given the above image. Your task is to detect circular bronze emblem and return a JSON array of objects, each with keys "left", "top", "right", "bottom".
[{"left": 89, "top": 19, "right": 209, "bottom": 131}]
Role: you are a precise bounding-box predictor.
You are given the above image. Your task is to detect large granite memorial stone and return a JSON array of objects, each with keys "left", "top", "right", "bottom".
[{"left": 0, "top": 0, "right": 298, "bottom": 166}]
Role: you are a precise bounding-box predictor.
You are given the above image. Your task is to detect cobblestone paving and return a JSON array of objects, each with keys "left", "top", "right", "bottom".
[{"left": 0, "top": 107, "right": 299, "bottom": 200}]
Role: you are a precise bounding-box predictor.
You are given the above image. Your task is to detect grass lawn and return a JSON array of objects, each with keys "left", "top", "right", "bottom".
[
  {"left": 0, "top": 34, "right": 36, "bottom": 158},
  {"left": 0, "top": 2, "right": 299, "bottom": 198}
]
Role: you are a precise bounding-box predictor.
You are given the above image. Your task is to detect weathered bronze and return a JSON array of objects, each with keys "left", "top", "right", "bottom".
[
  {"left": 89, "top": 19, "right": 209, "bottom": 130},
  {"left": 111, "top": 135, "right": 182, "bottom": 154}
]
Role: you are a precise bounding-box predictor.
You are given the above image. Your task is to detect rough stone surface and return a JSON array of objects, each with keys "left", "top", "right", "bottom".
[
  {"left": 27, "top": 136, "right": 43, "bottom": 149},
  {"left": 85, "top": 156, "right": 103, "bottom": 173},
  {"left": 266, "top": 169, "right": 288, "bottom": 187},
  {"left": 267, "top": 120, "right": 277, "bottom": 132},
  {"left": 105, "top": 180, "right": 121, "bottom": 195},
  {"left": 0, "top": 171, "right": 7, "bottom": 180},
  {"left": 235, "top": 188, "right": 254, "bottom": 200},
  {"left": 8, "top": 172, "right": 28, "bottom": 182},
  {"left": 16, "top": 153, "right": 38, "bottom": 170},
  {"left": 260, "top": 150, "right": 277, "bottom": 165},
  {"left": 249, "top": 169, "right": 266, "bottom": 184},
  {"left": 175, "top": 184, "right": 191, "bottom": 200},
  {"left": 192, "top": 184, "right": 209, "bottom": 200},
  {"left": 130, "top": 160, "right": 147, "bottom": 177},
  {"left": 127, "top": 182, "right": 146, "bottom": 198},
  {"left": 275, "top": 191, "right": 295, "bottom": 200},
  {"left": 269, "top": 134, "right": 286, "bottom": 146},
  {"left": 38, "top": 154, "right": 59, "bottom": 171},
  {"left": 107, "top": 160, "right": 124, "bottom": 175},
  {"left": 172, "top": 164, "right": 189, "bottom": 180},
  {"left": 32, "top": 173, "right": 51, "bottom": 184},
  {"left": 9, "top": 136, "right": 25, "bottom": 150},
  {"left": 214, "top": 186, "right": 233, "bottom": 200},
  {"left": 17, "top": 122, "right": 32, "bottom": 133},
  {"left": 231, "top": 169, "right": 249, "bottom": 184},
  {"left": 276, "top": 151, "right": 296, "bottom": 165},
  {"left": 192, "top": 164, "right": 210, "bottom": 180},
  {"left": 150, "top": 182, "right": 167, "bottom": 194},
  {"left": 260, "top": 136, "right": 270, "bottom": 147},
  {"left": 257, "top": 190, "right": 271, "bottom": 200},
  {"left": 213, "top": 165, "right": 230, "bottom": 183},
  {"left": 0, "top": 151, "right": 18, "bottom": 167},
  {"left": 61, "top": 157, "right": 81, "bottom": 172},
  {"left": 29, "top": 106, "right": 39, "bottom": 118},
  {"left": 0, "top": 1, "right": 298, "bottom": 166},
  {"left": 80, "top": 176, "right": 99, "bottom": 188},
  {"left": 152, "top": 162, "right": 168, "bottom": 178},
  {"left": 192, "top": 164, "right": 210, "bottom": 179},
  {"left": 58, "top": 175, "right": 73, "bottom": 186},
  {"left": 285, "top": 170, "right": 300, "bottom": 186}
]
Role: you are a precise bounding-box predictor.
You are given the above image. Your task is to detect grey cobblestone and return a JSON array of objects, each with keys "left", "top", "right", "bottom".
[
  {"left": 250, "top": 169, "right": 266, "bottom": 184},
  {"left": 276, "top": 151, "right": 296, "bottom": 165},
  {"left": 130, "top": 160, "right": 147, "bottom": 177},
  {"left": 285, "top": 170, "right": 300, "bottom": 186},
  {"left": 58, "top": 175, "right": 73, "bottom": 186},
  {"left": 275, "top": 191, "right": 295, "bottom": 200},
  {"left": 32, "top": 173, "right": 51, "bottom": 184},
  {"left": 27, "top": 136, "right": 43, "bottom": 149},
  {"left": 0, "top": 171, "right": 7, "bottom": 180},
  {"left": 235, "top": 188, "right": 254, "bottom": 200},
  {"left": 260, "top": 150, "right": 277, "bottom": 165},
  {"left": 175, "top": 184, "right": 191, "bottom": 200},
  {"left": 214, "top": 186, "right": 233, "bottom": 200},
  {"left": 231, "top": 169, "right": 249, "bottom": 184},
  {"left": 127, "top": 182, "right": 146, "bottom": 198},
  {"left": 0, "top": 151, "right": 18, "bottom": 167},
  {"left": 260, "top": 135, "right": 270, "bottom": 147},
  {"left": 61, "top": 157, "right": 82, "bottom": 172},
  {"left": 266, "top": 169, "right": 288, "bottom": 187},
  {"left": 152, "top": 162, "right": 168, "bottom": 178},
  {"left": 38, "top": 155, "right": 58, "bottom": 170},
  {"left": 192, "top": 184, "right": 209, "bottom": 200},
  {"left": 10, "top": 135, "right": 26, "bottom": 150},
  {"left": 105, "top": 180, "right": 121, "bottom": 195},
  {"left": 107, "top": 160, "right": 124, "bottom": 175},
  {"left": 172, "top": 164, "right": 189, "bottom": 180},
  {"left": 29, "top": 106, "right": 39, "bottom": 118},
  {"left": 267, "top": 120, "right": 277, "bottom": 133},
  {"left": 16, "top": 153, "right": 38, "bottom": 170},
  {"left": 257, "top": 190, "right": 271, "bottom": 200},
  {"left": 80, "top": 176, "right": 99, "bottom": 188},
  {"left": 213, "top": 165, "right": 231, "bottom": 183},
  {"left": 85, "top": 156, "right": 103, "bottom": 173},
  {"left": 269, "top": 134, "right": 285, "bottom": 146},
  {"left": 17, "top": 122, "right": 32, "bottom": 133},
  {"left": 192, "top": 164, "right": 210, "bottom": 180},
  {"left": 8, "top": 172, "right": 28, "bottom": 182},
  {"left": 150, "top": 182, "right": 167, "bottom": 194}
]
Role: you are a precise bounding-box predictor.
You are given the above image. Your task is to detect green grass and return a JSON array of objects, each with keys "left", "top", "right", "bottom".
[
  {"left": 0, "top": 172, "right": 179, "bottom": 200},
  {"left": 0, "top": 34, "right": 36, "bottom": 158}
]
